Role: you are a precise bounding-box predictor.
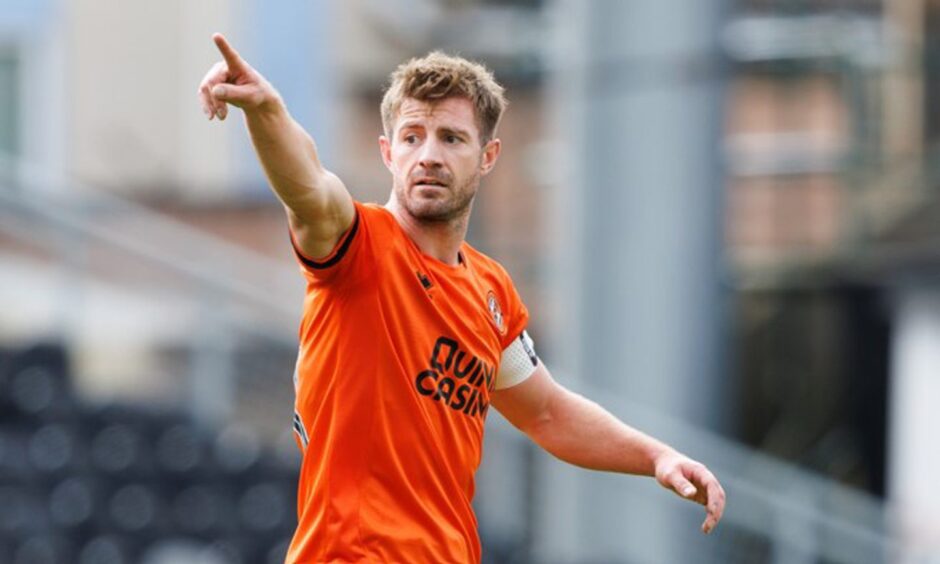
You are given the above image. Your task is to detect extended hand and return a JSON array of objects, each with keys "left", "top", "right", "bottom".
[
  {"left": 197, "top": 33, "right": 279, "bottom": 121},
  {"left": 654, "top": 451, "right": 726, "bottom": 534}
]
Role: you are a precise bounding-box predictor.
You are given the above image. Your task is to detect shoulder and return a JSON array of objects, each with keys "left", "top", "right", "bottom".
[
  {"left": 357, "top": 201, "right": 395, "bottom": 226},
  {"left": 463, "top": 243, "right": 518, "bottom": 289},
  {"left": 463, "top": 243, "right": 506, "bottom": 274},
  {"left": 463, "top": 243, "right": 530, "bottom": 346},
  {"left": 354, "top": 201, "right": 405, "bottom": 243},
  {"left": 293, "top": 201, "right": 400, "bottom": 283}
]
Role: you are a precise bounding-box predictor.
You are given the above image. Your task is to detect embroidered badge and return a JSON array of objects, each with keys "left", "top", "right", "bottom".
[{"left": 487, "top": 291, "right": 505, "bottom": 334}]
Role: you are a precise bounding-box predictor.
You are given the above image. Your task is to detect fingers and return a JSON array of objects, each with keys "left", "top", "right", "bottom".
[
  {"left": 199, "top": 34, "right": 268, "bottom": 119},
  {"left": 197, "top": 59, "right": 252, "bottom": 120},
  {"left": 196, "top": 33, "right": 246, "bottom": 121},
  {"left": 701, "top": 481, "right": 725, "bottom": 534},
  {"left": 661, "top": 460, "right": 726, "bottom": 534},
  {"left": 198, "top": 61, "right": 229, "bottom": 120},
  {"left": 213, "top": 33, "right": 247, "bottom": 75},
  {"left": 701, "top": 495, "right": 723, "bottom": 534},
  {"left": 211, "top": 83, "right": 264, "bottom": 111},
  {"left": 688, "top": 465, "right": 725, "bottom": 534},
  {"left": 216, "top": 102, "right": 228, "bottom": 121}
]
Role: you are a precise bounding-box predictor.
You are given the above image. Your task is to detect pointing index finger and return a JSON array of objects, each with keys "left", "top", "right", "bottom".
[{"left": 212, "top": 33, "right": 247, "bottom": 73}]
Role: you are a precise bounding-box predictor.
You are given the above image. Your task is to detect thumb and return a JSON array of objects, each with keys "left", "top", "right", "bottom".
[
  {"left": 668, "top": 473, "right": 698, "bottom": 499},
  {"left": 211, "top": 83, "right": 264, "bottom": 109}
]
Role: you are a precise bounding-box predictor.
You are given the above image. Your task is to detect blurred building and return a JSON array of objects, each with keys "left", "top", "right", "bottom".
[
  {"left": 2, "top": 0, "right": 940, "bottom": 562},
  {"left": 726, "top": 0, "right": 891, "bottom": 492},
  {"left": 724, "top": 0, "right": 940, "bottom": 558}
]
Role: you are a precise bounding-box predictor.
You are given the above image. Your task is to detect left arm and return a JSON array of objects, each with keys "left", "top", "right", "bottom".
[{"left": 490, "top": 362, "right": 726, "bottom": 534}]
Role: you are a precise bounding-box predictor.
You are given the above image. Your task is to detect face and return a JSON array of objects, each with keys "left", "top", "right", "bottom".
[{"left": 380, "top": 97, "right": 500, "bottom": 223}]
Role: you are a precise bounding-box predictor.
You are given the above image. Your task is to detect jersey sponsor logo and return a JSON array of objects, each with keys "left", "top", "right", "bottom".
[
  {"left": 486, "top": 291, "right": 505, "bottom": 334},
  {"left": 414, "top": 336, "right": 494, "bottom": 419}
]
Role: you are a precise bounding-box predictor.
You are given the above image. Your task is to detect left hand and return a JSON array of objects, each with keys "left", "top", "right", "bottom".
[{"left": 654, "top": 450, "right": 726, "bottom": 534}]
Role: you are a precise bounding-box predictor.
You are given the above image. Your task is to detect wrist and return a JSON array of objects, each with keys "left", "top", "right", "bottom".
[
  {"left": 259, "top": 92, "right": 286, "bottom": 115},
  {"left": 244, "top": 96, "right": 292, "bottom": 134},
  {"left": 649, "top": 444, "right": 679, "bottom": 476},
  {"left": 244, "top": 89, "right": 286, "bottom": 119}
]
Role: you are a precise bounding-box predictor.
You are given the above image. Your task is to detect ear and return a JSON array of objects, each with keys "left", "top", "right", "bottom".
[
  {"left": 480, "top": 138, "right": 501, "bottom": 176},
  {"left": 379, "top": 135, "right": 393, "bottom": 171}
]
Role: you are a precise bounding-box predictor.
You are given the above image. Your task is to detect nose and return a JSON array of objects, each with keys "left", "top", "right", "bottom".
[{"left": 417, "top": 137, "right": 444, "bottom": 169}]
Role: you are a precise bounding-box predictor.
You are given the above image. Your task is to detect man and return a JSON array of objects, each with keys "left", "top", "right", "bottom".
[{"left": 198, "top": 33, "right": 725, "bottom": 563}]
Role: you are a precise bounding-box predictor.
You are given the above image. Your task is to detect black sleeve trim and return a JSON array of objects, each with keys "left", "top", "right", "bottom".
[
  {"left": 519, "top": 331, "right": 538, "bottom": 367},
  {"left": 290, "top": 209, "right": 361, "bottom": 270}
]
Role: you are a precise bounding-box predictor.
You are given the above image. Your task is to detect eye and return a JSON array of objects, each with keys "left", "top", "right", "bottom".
[
  {"left": 444, "top": 134, "right": 461, "bottom": 144},
  {"left": 403, "top": 134, "right": 419, "bottom": 144}
]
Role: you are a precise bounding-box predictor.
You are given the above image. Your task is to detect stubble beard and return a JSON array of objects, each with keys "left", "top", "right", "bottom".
[{"left": 397, "top": 172, "right": 480, "bottom": 224}]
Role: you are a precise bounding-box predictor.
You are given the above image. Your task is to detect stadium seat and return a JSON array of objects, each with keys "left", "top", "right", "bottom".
[
  {"left": 78, "top": 535, "right": 134, "bottom": 564},
  {"left": 0, "top": 341, "right": 301, "bottom": 563},
  {"left": 12, "top": 533, "right": 75, "bottom": 564}
]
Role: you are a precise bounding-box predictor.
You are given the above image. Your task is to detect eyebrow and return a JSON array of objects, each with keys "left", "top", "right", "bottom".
[
  {"left": 439, "top": 127, "right": 471, "bottom": 139},
  {"left": 398, "top": 121, "right": 424, "bottom": 132},
  {"left": 398, "top": 121, "right": 472, "bottom": 139}
]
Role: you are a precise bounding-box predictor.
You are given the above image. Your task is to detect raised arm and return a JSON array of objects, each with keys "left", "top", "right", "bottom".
[
  {"left": 197, "top": 33, "right": 354, "bottom": 259},
  {"left": 490, "top": 363, "right": 726, "bottom": 534}
]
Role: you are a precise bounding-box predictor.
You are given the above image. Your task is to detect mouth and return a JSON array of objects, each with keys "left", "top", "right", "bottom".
[
  {"left": 412, "top": 179, "right": 452, "bottom": 197},
  {"left": 412, "top": 177, "right": 449, "bottom": 188}
]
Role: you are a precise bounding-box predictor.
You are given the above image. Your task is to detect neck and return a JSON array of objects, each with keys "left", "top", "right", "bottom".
[{"left": 386, "top": 198, "right": 470, "bottom": 266}]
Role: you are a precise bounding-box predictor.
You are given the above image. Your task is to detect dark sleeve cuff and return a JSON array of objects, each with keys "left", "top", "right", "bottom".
[{"left": 289, "top": 208, "right": 361, "bottom": 270}]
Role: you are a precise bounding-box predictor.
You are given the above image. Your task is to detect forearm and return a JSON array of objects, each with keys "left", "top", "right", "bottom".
[
  {"left": 244, "top": 101, "right": 334, "bottom": 214},
  {"left": 527, "top": 387, "right": 674, "bottom": 476},
  {"left": 493, "top": 365, "right": 726, "bottom": 532},
  {"left": 200, "top": 33, "right": 353, "bottom": 257}
]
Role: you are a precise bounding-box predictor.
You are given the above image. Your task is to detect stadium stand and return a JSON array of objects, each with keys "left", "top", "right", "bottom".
[{"left": 0, "top": 342, "right": 298, "bottom": 564}]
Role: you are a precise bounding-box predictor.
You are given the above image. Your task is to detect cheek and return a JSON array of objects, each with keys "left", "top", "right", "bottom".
[
  {"left": 461, "top": 154, "right": 483, "bottom": 174},
  {"left": 390, "top": 147, "right": 414, "bottom": 170}
]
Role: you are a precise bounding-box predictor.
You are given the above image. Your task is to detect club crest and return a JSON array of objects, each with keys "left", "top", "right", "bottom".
[{"left": 487, "top": 291, "right": 505, "bottom": 334}]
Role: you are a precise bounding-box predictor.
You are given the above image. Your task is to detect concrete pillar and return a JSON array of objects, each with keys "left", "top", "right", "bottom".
[
  {"left": 539, "top": 0, "right": 728, "bottom": 561},
  {"left": 888, "top": 288, "right": 940, "bottom": 561}
]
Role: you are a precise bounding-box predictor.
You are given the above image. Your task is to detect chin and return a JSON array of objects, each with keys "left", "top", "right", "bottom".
[
  {"left": 406, "top": 198, "right": 468, "bottom": 222},
  {"left": 409, "top": 204, "right": 457, "bottom": 222},
  {"left": 395, "top": 183, "right": 475, "bottom": 222}
]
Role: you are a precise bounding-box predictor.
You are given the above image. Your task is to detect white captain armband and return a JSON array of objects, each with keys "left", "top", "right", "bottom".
[{"left": 495, "top": 330, "right": 539, "bottom": 390}]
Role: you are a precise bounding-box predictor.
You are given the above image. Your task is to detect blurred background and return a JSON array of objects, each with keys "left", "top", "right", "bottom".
[{"left": 0, "top": 0, "right": 938, "bottom": 562}]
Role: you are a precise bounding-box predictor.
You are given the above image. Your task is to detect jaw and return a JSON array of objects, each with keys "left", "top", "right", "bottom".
[{"left": 391, "top": 182, "right": 473, "bottom": 224}]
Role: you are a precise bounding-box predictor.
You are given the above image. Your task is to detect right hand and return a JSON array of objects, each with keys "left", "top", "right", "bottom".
[{"left": 198, "top": 33, "right": 279, "bottom": 121}]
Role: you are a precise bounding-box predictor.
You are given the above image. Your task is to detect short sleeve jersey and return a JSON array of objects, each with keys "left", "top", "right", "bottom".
[{"left": 285, "top": 201, "right": 529, "bottom": 563}]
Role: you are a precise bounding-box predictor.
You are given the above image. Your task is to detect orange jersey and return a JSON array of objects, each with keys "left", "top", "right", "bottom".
[{"left": 285, "top": 201, "right": 529, "bottom": 563}]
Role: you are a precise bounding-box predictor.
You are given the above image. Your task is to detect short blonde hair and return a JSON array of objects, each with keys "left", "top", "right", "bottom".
[{"left": 381, "top": 52, "right": 507, "bottom": 144}]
